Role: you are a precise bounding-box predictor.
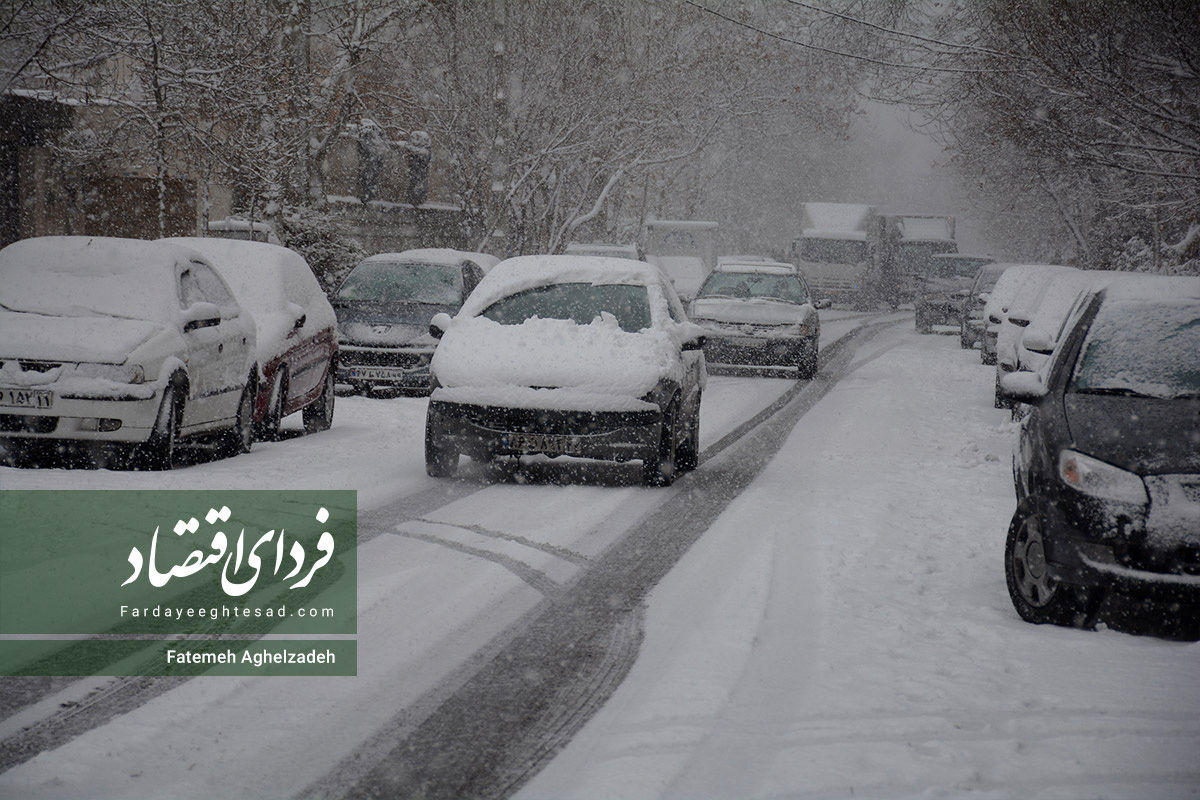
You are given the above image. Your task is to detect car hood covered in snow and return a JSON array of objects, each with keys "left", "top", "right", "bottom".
[
  {"left": 431, "top": 314, "right": 681, "bottom": 403},
  {"left": 0, "top": 309, "right": 163, "bottom": 364},
  {"left": 690, "top": 297, "right": 813, "bottom": 326},
  {"left": 336, "top": 301, "right": 448, "bottom": 347}
]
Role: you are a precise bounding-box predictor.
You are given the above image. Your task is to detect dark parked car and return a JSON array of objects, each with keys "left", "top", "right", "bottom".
[
  {"left": 424, "top": 255, "right": 707, "bottom": 486},
  {"left": 999, "top": 276, "right": 1200, "bottom": 630},
  {"left": 333, "top": 249, "right": 489, "bottom": 394},
  {"left": 959, "top": 262, "right": 1009, "bottom": 349},
  {"left": 688, "top": 261, "right": 823, "bottom": 379},
  {"left": 166, "top": 238, "right": 338, "bottom": 438},
  {"left": 914, "top": 253, "right": 993, "bottom": 334}
]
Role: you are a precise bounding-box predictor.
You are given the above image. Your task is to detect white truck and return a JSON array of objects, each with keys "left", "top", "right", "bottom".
[
  {"left": 892, "top": 215, "right": 958, "bottom": 301},
  {"left": 791, "top": 203, "right": 894, "bottom": 308},
  {"left": 643, "top": 219, "right": 718, "bottom": 302}
]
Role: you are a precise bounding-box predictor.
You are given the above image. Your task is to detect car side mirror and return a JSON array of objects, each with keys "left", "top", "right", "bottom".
[
  {"left": 429, "top": 311, "right": 453, "bottom": 340},
  {"left": 1021, "top": 327, "right": 1055, "bottom": 355},
  {"left": 682, "top": 335, "right": 706, "bottom": 351},
  {"left": 182, "top": 302, "right": 222, "bottom": 332},
  {"left": 814, "top": 298, "right": 832, "bottom": 309},
  {"left": 999, "top": 370, "right": 1048, "bottom": 404},
  {"left": 293, "top": 313, "right": 307, "bottom": 330}
]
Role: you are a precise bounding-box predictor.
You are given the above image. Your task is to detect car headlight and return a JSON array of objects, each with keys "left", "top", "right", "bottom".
[
  {"left": 71, "top": 363, "right": 146, "bottom": 384},
  {"left": 1058, "top": 449, "right": 1148, "bottom": 505}
]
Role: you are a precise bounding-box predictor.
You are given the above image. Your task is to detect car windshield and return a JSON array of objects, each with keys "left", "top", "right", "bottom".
[
  {"left": 697, "top": 271, "right": 808, "bottom": 304},
  {"left": 1072, "top": 299, "right": 1200, "bottom": 399},
  {"left": 797, "top": 238, "right": 867, "bottom": 264},
  {"left": 976, "top": 266, "right": 1006, "bottom": 292},
  {"left": 479, "top": 282, "right": 652, "bottom": 332},
  {"left": 928, "top": 257, "right": 992, "bottom": 279},
  {"left": 336, "top": 260, "right": 462, "bottom": 305}
]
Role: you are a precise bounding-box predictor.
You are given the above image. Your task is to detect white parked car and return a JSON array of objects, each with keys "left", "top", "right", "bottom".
[
  {"left": 424, "top": 255, "right": 707, "bottom": 486},
  {"left": 981, "top": 264, "right": 1076, "bottom": 365},
  {"left": 0, "top": 236, "right": 257, "bottom": 468},
  {"left": 165, "top": 237, "right": 339, "bottom": 439}
]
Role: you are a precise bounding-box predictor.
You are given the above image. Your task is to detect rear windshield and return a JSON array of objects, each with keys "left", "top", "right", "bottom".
[
  {"left": 336, "top": 260, "right": 462, "bottom": 305},
  {"left": 697, "top": 271, "right": 808, "bottom": 304},
  {"left": 480, "top": 283, "right": 651, "bottom": 333},
  {"left": 1072, "top": 300, "right": 1200, "bottom": 399}
]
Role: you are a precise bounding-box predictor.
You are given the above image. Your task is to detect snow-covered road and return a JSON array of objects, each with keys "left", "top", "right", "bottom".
[
  {"left": 5, "top": 313, "right": 1192, "bottom": 800},
  {"left": 520, "top": 329, "right": 1200, "bottom": 800},
  {"left": 0, "top": 313, "right": 874, "bottom": 798}
]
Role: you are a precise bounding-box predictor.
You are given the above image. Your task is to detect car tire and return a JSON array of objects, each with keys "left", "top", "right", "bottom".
[
  {"left": 642, "top": 399, "right": 679, "bottom": 487},
  {"left": 797, "top": 345, "right": 818, "bottom": 380},
  {"left": 1005, "top": 503, "right": 1094, "bottom": 628},
  {"left": 303, "top": 365, "right": 336, "bottom": 434},
  {"left": 222, "top": 376, "right": 256, "bottom": 458},
  {"left": 676, "top": 398, "right": 700, "bottom": 473},
  {"left": 425, "top": 426, "right": 458, "bottom": 478},
  {"left": 258, "top": 370, "right": 285, "bottom": 441},
  {"left": 137, "top": 382, "right": 183, "bottom": 470},
  {"left": 915, "top": 311, "right": 932, "bottom": 334}
]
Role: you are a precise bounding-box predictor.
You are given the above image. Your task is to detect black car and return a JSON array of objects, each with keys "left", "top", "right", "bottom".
[
  {"left": 999, "top": 276, "right": 1200, "bottom": 629},
  {"left": 333, "top": 249, "right": 489, "bottom": 394},
  {"left": 913, "top": 253, "right": 993, "bottom": 334}
]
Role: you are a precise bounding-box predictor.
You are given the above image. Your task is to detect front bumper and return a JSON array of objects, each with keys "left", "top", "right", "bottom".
[
  {"left": 338, "top": 344, "right": 432, "bottom": 389},
  {"left": 426, "top": 399, "right": 661, "bottom": 463},
  {"left": 1043, "top": 484, "right": 1200, "bottom": 605},
  {"left": 701, "top": 332, "right": 815, "bottom": 369},
  {"left": 0, "top": 388, "right": 162, "bottom": 444}
]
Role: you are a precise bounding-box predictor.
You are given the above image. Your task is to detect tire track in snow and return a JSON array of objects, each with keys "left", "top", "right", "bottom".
[{"left": 317, "top": 317, "right": 904, "bottom": 800}]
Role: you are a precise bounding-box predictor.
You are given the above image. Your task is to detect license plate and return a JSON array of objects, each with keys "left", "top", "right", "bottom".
[
  {"left": 501, "top": 432, "right": 582, "bottom": 455},
  {"left": 346, "top": 366, "right": 412, "bottom": 380},
  {"left": 0, "top": 387, "right": 53, "bottom": 409}
]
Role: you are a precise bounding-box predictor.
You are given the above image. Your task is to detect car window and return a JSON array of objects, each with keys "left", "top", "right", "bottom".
[
  {"left": 180, "top": 260, "right": 237, "bottom": 310},
  {"left": 480, "top": 282, "right": 652, "bottom": 333},
  {"left": 337, "top": 260, "right": 464, "bottom": 305},
  {"left": 1071, "top": 299, "right": 1200, "bottom": 399},
  {"left": 697, "top": 271, "right": 807, "bottom": 304}
]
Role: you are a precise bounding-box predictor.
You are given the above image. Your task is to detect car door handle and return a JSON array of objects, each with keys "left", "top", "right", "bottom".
[{"left": 218, "top": 343, "right": 224, "bottom": 353}]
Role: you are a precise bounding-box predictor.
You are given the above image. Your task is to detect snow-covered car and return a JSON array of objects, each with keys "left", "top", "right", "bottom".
[
  {"left": 688, "top": 260, "right": 821, "bottom": 379},
  {"left": 165, "top": 237, "right": 338, "bottom": 439},
  {"left": 981, "top": 264, "right": 1075, "bottom": 365},
  {"left": 424, "top": 254, "right": 707, "bottom": 486},
  {"left": 333, "top": 249, "right": 489, "bottom": 394},
  {"left": 914, "top": 253, "right": 994, "bottom": 334},
  {"left": 959, "top": 261, "right": 1009, "bottom": 349},
  {"left": 999, "top": 275, "right": 1200, "bottom": 629},
  {"left": 0, "top": 236, "right": 257, "bottom": 468},
  {"left": 205, "top": 217, "right": 281, "bottom": 245}
]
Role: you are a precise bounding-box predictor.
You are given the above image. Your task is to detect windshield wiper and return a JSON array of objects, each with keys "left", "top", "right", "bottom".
[{"left": 1077, "top": 386, "right": 1160, "bottom": 399}]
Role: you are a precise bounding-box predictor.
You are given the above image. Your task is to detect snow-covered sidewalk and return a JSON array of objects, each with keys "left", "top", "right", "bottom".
[{"left": 520, "top": 329, "right": 1200, "bottom": 800}]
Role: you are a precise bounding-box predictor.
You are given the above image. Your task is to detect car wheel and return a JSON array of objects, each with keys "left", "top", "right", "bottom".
[
  {"left": 137, "top": 383, "right": 182, "bottom": 470},
  {"left": 915, "top": 311, "right": 932, "bottom": 334},
  {"left": 796, "top": 344, "right": 818, "bottom": 380},
  {"left": 257, "top": 370, "right": 285, "bottom": 441},
  {"left": 303, "top": 365, "right": 336, "bottom": 433},
  {"left": 642, "top": 399, "right": 679, "bottom": 487},
  {"left": 1005, "top": 503, "right": 1094, "bottom": 627},
  {"left": 425, "top": 426, "right": 458, "bottom": 478},
  {"left": 676, "top": 397, "right": 700, "bottom": 473},
  {"left": 222, "top": 377, "right": 255, "bottom": 457}
]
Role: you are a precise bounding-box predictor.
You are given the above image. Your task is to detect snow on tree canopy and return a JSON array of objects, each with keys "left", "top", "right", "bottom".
[{"left": 0, "top": 236, "right": 200, "bottom": 324}]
